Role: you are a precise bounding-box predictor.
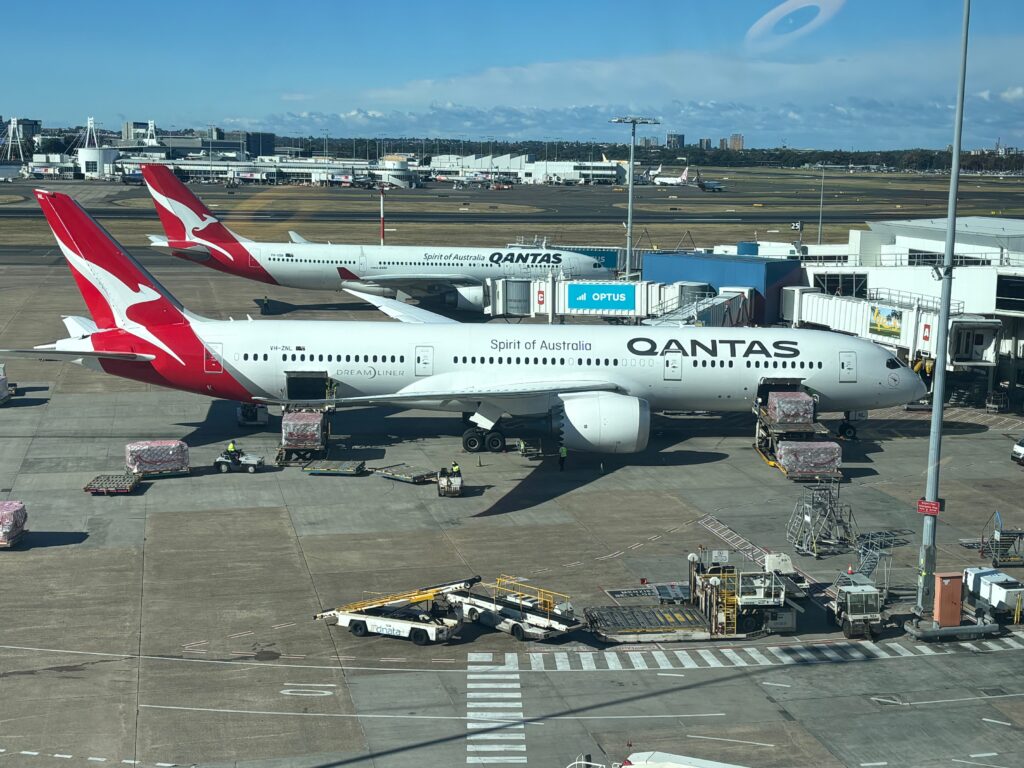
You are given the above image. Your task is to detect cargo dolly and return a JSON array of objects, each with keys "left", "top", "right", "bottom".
[
  {"left": 302, "top": 460, "right": 367, "bottom": 477},
  {"left": 84, "top": 472, "right": 141, "bottom": 495},
  {"left": 371, "top": 463, "right": 438, "bottom": 485},
  {"left": 754, "top": 405, "right": 839, "bottom": 480},
  {"left": 0, "top": 529, "right": 27, "bottom": 549},
  {"left": 315, "top": 576, "right": 481, "bottom": 645}
]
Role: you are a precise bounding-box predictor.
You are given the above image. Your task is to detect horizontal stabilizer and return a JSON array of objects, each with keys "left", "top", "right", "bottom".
[
  {"left": 344, "top": 289, "right": 459, "bottom": 324},
  {"left": 0, "top": 348, "right": 156, "bottom": 362}
]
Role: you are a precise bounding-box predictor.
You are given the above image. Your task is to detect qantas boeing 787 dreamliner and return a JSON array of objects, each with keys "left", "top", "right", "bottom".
[
  {"left": 140, "top": 164, "right": 611, "bottom": 311},
  {"left": 1, "top": 190, "right": 926, "bottom": 454}
]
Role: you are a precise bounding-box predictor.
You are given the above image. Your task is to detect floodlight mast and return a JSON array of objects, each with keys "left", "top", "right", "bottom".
[
  {"left": 915, "top": 0, "right": 971, "bottom": 622},
  {"left": 610, "top": 116, "right": 660, "bottom": 280}
]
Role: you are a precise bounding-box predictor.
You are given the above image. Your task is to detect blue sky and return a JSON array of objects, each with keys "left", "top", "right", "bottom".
[{"left": 4, "top": 0, "right": 1023, "bottom": 149}]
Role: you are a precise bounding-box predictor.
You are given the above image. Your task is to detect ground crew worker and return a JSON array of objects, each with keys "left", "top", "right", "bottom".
[
  {"left": 451, "top": 460, "right": 461, "bottom": 477},
  {"left": 558, "top": 445, "right": 568, "bottom": 471},
  {"left": 227, "top": 440, "right": 239, "bottom": 462}
]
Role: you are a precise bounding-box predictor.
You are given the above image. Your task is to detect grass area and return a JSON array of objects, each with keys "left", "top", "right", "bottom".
[{"left": 0, "top": 194, "right": 25, "bottom": 205}]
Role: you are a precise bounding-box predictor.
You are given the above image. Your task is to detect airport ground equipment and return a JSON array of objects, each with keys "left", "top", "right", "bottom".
[
  {"left": 314, "top": 576, "right": 481, "bottom": 645},
  {"left": 84, "top": 472, "right": 141, "bottom": 495},
  {"left": 0, "top": 501, "right": 27, "bottom": 549},
  {"left": 125, "top": 439, "right": 190, "bottom": 479},
  {"left": 436, "top": 467, "right": 463, "bottom": 497},
  {"left": 372, "top": 464, "right": 438, "bottom": 484},
  {"left": 276, "top": 408, "right": 329, "bottom": 466},
  {"left": 0, "top": 362, "right": 13, "bottom": 405},
  {"left": 785, "top": 481, "right": 858, "bottom": 558},
  {"left": 753, "top": 392, "right": 841, "bottom": 481},
  {"left": 823, "top": 572, "right": 882, "bottom": 638},
  {"left": 585, "top": 604, "right": 712, "bottom": 643},
  {"left": 446, "top": 576, "right": 578, "bottom": 640},
  {"left": 236, "top": 402, "right": 269, "bottom": 427},
  {"left": 697, "top": 514, "right": 813, "bottom": 596},
  {"left": 963, "top": 567, "right": 1024, "bottom": 625},
  {"left": 959, "top": 511, "right": 1024, "bottom": 567},
  {"left": 302, "top": 460, "right": 366, "bottom": 477},
  {"left": 214, "top": 450, "right": 265, "bottom": 474}
]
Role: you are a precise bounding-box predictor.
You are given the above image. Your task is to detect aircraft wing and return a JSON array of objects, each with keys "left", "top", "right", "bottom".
[
  {"left": 0, "top": 348, "right": 156, "bottom": 362},
  {"left": 344, "top": 289, "right": 459, "bottom": 324},
  {"left": 255, "top": 378, "right": 619, "bottom": 408},
  {"left": 288, "top": 230, "right": 311, "bottom": 244},
  {"left": 359, "top": 273, "right": 484, "bottom": 287}
]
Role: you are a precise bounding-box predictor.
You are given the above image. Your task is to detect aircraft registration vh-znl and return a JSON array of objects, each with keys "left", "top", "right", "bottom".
[
  {"left": 140, "top": 164, "right": 612, "bottom": 311},
  {"left": 0, "top": 191, "right": 926, "bottom": 455}
]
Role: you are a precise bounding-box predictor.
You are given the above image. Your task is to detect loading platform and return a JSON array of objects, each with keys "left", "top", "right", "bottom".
[
  {"left": 371, "top": 464, "right": 438, "bottom": 484},
  {"left": 84, "top": 473, "right": 141, "bottom": 495},
  {"left": 302, "top": 460, "right": 367, "bottom": 476},
  {"left": 584, "top": 604, "right": 711, "bottom": 643}
]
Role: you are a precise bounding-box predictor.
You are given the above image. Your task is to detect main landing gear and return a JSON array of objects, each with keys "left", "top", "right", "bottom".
[
  {"left": 462, "top": 427, "right": 506, "bottom": 453},
  {"left": 837, "top": 411, "right": 857, "bottom": 440}
]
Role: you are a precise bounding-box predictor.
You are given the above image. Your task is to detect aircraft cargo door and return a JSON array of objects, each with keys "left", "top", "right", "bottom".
[
  {"left": 415, "top": 346, "right": 434, "bottom": 377},
  {"left": 839, "top": 351, "right": 857, "bottom": 383},
  {"left": 663, "top": 351, "right": 683, "bottom": 381}
]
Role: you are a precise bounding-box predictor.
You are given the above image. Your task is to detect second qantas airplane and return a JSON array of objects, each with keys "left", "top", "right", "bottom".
[
  {"left": 3, "top": 190, "right": 925, "bottom": 455},
  {"left": 140, "top": 164, "right": 611, "bottom": 311}
]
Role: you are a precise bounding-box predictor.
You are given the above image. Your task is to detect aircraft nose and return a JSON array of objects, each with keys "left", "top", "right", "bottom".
[{"left": 906, "top": 370, "right": 928, "bottom": 402}]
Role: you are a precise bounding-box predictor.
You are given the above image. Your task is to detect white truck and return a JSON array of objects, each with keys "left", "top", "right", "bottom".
[
  {"left": 824, "top": 573, "right": 882, "bottom": 639},
  {"left": 445, "top": 576, "right": 579, "bottom": 641},
  {"left": 315, "top": 576, "right": 480, "bottom": 645}
]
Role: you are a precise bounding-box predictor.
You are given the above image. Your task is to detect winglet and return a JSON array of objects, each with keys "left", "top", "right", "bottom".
[{"left": 288, "top": 230, "right": 311, "bottom": 244}]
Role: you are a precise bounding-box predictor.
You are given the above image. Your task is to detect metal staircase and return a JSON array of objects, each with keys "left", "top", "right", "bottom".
[
  {"left": 785, "top": 481, "right": 858, "bottom": 558},
  {"left": 720, "top": 570, "right": 739, "bottom": 635},
  {"left": 698, "top": 514, "right": 768, "bottom": 566}
]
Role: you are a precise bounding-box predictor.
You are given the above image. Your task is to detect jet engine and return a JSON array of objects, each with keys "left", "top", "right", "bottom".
[
  {"left": 444, "top": 285, "right": 487, "bottom": 311},
  {"left": 557, "top": 392, "right": 650, "bottom": 454}
]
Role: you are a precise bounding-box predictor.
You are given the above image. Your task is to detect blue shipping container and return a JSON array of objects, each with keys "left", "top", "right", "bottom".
[{"left": 641, "top": 252, "right": 802, "bottom": 324}]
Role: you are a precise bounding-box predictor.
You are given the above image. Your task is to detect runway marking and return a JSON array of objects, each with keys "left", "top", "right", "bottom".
[
  {"left": 859, "top": 762, "right": 888, "bottom": 766},
  {"left": 468, "top": 683, "right": 521, "bottom": 689},
  {"left": 226, "top": 631, "right": 254, "bottom": 639},
  {"left": 272, "top": 622, "right": 296, "bottom": 629},
  {"left": 468, "top": 692, "right": 523, "bottom": 699},
  {"left": 657, "top": 673, "right": 687, "bottom": 678},
  {"left": 579, "top": 653, "right": 596, "bottom": 671},
  {"left": 697, "top": 649, "right": 723, "bottom": 668},
  {"left": 651, "top": 651, "right": 673, "bottom": 669},
  {"left": 561, "top": 561, "right": 582, "bottom": 568},
  {"left": 673, "top": 651, "right": 698, "bottom": 668},
  {"left": 720, "top": 649, "right": 747, "bottom": 667},
  {"left": 183, "top": 649, "right": 207, "bottom": 654},
  {"left": 951, "top": 760, "right": 1010, "bottom": 768},
  {"left": 468, "top": 745, "right": 527, "bottom": 752},
  {"left": 283, "top": 683, "right": 334, "bottom": 687},
  {"left": 885, "top": 643, "right": 914, "bottom": 657},
  {"left": 554, "top": 653, "right": 570, "bottom": 671},
  {"left": 468, "top": 734, "right": 526, "bottom": 740},
  {"left": 761, "top": 682, "right": 790, "bottom": 688},
  {"left": 469, "top": 674, "right": 520, "bottom": 680},
  {"left": 627, "top": 652, "right": 648, "bottom": 669},
  {"left": 603, "top": 652, "right": 622, "bottom": 670},
  {"left": 181, "top": 641, "right": 207, "bottom": 647},
  {"left": 910, "top": 692, "right": 1024, "bottom": 706},
  {"left": 379, "top": 657, "right": 406, "bottom": 662},
  {"left": 21, "top": 751, "right": 40, "bottom": 755},
  {"left": 433, "top": 658, "right": 457, "bottom": 663},
  {"left": 466, "top": 759, "right": 528, "bottom": 764},
  {"left": 970, "top": 754, "right": 999, "bottom": 758},
  {"left": 627, "top": 543, "right": 643, "bottom": 550},
  {"left": 686, "top": 735, "right": 775, "bottom": 747},
  {"left": 87, "top": 760, "right": 107, "bottom": 763},
  {"left": 982, "top": 718, "right": 1012, "bottom": 726}
]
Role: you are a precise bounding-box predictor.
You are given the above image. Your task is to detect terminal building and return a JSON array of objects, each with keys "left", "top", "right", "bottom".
[{"left": 426, "top": 153, "right": 626, "bottom": 185}]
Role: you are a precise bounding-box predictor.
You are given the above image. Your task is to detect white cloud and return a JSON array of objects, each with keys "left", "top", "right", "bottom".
[
  {"left": 977, "top": 89, "right": 991, "bottom": 101},
  {"left": 1000, "top": 85, "right": 1024, "bottom": 102}
]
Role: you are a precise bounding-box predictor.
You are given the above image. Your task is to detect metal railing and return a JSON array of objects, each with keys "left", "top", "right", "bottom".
[
  {"left": 800, "top": 250, "right": 1020, "bottom": 268},
  {"left": 647, "top": 290, "right": 717, "bottom": 319},
  {"left": 868, "top": 287, "right": 965, "bottom": 314}
]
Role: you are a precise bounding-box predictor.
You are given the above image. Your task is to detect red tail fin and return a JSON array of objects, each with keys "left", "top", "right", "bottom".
[{"left": 35, "top": 189, "right": 186, "bottom": 331}]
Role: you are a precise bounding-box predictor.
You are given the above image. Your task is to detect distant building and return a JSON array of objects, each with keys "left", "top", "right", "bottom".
[
  {"left": 698, "top": 138, "right": 712, "bottom": 150},
  {"left": 225, "top": 131, "right": 276, "bottom": 158},
  {"left": 729, "top": 133, "right": 745, "bottom": 151},
  {"left": 638, "top": 136, "right": 660, "bottom": 148},
  {"left": 666, "top": 133, "right": 684, "bottom": 149},
  {"left": 719, "top": 138, "right": 728, "bottom": 150},
  {"left": 122, "top": 121, "right": 150, "bottom": 141}
]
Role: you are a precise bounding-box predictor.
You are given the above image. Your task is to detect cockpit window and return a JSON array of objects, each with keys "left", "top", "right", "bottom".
[{"left": 885, "top": 358, "right": 906, "bottom": 369}]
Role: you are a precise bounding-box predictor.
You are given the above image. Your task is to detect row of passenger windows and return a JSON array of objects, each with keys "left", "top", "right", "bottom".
[
  {"left": 241, "top": 352, "right": 406, "bottom": 363},
  {"left": 688, "top": 359, "right": 824, "bottom": 369},
  {"left": 453, "top": 355, "right": 658, "bottom": 368}
]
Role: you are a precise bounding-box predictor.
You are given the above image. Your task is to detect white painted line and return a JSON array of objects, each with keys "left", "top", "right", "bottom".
[
  {"left": 818, "top": 646, "right": 844, "bottom": 662},
  {"left": 768, "top": 646, "right": 796, "bottom": 664},
  {"left": 744, "top": 648, "right": 774, "bottom": 666},
  {"left": 982, "top": 641, "right": 1004, "bottom": 652},
  {"left": 468, "top": 693, "right": 523, "bottom": 699},
  {"left": 911, "top": 693, "right": 1024, "bottom": 706},
  {"left": 181, "top": 641, "right": 208, "bottom": 647},
  {"left": 970, "top": 754, "right": 999, "bottom": 758},
  {"left": 155, "top": 763, "right": 177, "bottom": 767},
  {"left": 860, "top": 762, "right": 888, "bottom": 766},
  {"left": 627, "top": 543, "right": 643, "bottom": 550},
  {"left": 885, "top": 643, "right": 914, "bottom": 657},
  {"left": 554, "top": 653, "right": 570, "bottom": 671},
  {"left": 284, "top": 683, "right": 335, "bottom": 687},
  {"left": 87, "top": 760, "right": 107, "bottom": 763},
  {"left": 651, "top": 651, "right": 673, "bottom": 669},
  {"left": 687, "top": 734, "right": 775, "bottom": 748},
  {"left": 604, "top": 652, "right": 622, "bottom": 670},
  {"left": 21, "top": 751, "right": 40, "bottom": 756},
  {"left": 951, "top": 760, "right": 1010, "bottom": 768},
  {"left": 579, "top": 652, "right": 596, "bottom": 671},
  {"left": 466, "top": 758, "right": 528, "bottom": 764},
  {"left": 657, "top": 673, "right": 687, "bottom": 678},
  {"left": 914, "top": 644, "right": 938, "bottom": 655},
  {"left": 959, "top": 642, "right": 981, "bottom": 652},
  {"left": 789, "top": 646, "right": 820, "bottom": 662},
  {"left": 627, "top": 652, "right": 648, "bottom": 669},
  {"left": 121, "top": 761, "right": 140, "bottom": 765},
  {"left": 468, "top": 674, "right": 520, "bottom": 680},
  {"left": 468, "top": 653, "right": 494, "bottom": 662},
  {"left": 280, "top": 655, "right": 306, "bottom": 659},
  {"left": 467, "top": 723, "right": 525, "bottom": 729},
  {"left": 1000, "top": 637, "right": 1023, "bottom": 649},
  {"left": 183, "top": 649, "right": 207, "bottom": 654},
  {"left": 648, "top": 535, "right": 662, "bottom": 540},
  {"left": 468, "top": 745, "right": 527, "bottom": 751},
  {"left": 272, "top": 622, "right": 296, "bottom": 629},
  {"left": 379, "top": 657, "right": 407, "bottom": 662},
  {"left": 871, "top": 697, "right": 901, "bottom": 705},
  {"left": 982, "top": 718, "right": 1013, "bottom": 726},
  {"left": 673, "top": 650, "right": 698, "bottom": 668},
  {"left": 721, "top": 649, "right": 748, "bottom": 667},
  {"left": 468, "top": 683, "right": 521, "bottom": 689},
  {"left": 469, "top": 712, "right": 525, "bottom": 720},
  {"left": 467, "top": 734, "right": 526, "bottom": 740},
  {"left": 697, "top": 649, "right": 724, "bottom": 668},
  {"left": 860, "top": 641, "right": 890, "bottom": 658},
  {"left": 761, "top": 682, "right": 790, "bottom": 688},
  {"left": 226, "top": 631, "right": 254, "bottom": 639},
  {"left": 433, "top": 658, "right": 456, "bottom": 663},
  {"left": 469, "top": 702, "right": 527, "bottom": 708},
  {"left": 529, "top": 653, "right": 546, "bottom": 671}
]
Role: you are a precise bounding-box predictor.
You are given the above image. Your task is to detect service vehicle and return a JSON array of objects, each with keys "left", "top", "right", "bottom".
[
  {"left": 823, "top": 572, "right": 882, "bottom": 638},
  {"left": 446, "top": 576, "right": 579, "bottom": 640},
  {"left": 214, "top": 449, "right": 265, "bottom": 474}
]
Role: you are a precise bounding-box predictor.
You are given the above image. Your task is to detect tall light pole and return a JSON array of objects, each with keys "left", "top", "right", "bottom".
[
  {"left": 611, "top": 116, "right": 660, "bottom": 279},
  {"left": 817, "top": 166, "right": 825, "bottom": 244},
  {"left": 915, "top": 0, "right": 971, "bottom": 623}
]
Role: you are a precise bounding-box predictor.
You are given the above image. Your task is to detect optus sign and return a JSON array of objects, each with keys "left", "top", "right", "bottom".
[{"left": 567, "top": 284, "right": 636, "bottom": 311}]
